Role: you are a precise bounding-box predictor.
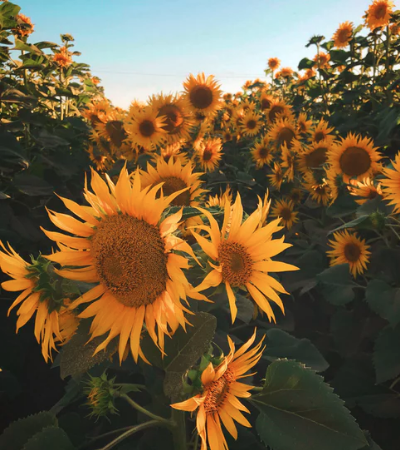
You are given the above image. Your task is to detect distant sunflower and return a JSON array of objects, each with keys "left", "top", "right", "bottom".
[
  {"left": 239, "top": 111, "right": 263, "bottom": 137},
  {"left": 297, "top": 113, "right": 313, "bottom": 135},
  {"left": 222, "top": 129, "right": 234, "bottom": 143},
  {"left": 303, "top": 174, "right": 330, "bottom": 206},
  {"left": 328, "top": 133, "right": 382, "bottom": 182},
  {"left": 304, "top": 68, "right": 317, "bottom": 79},
  {"left": 95, "top": 110, "right": 129, "bottom": 153},
  {"left": 269, "top": 118, "right": 298, "bottom": 150},
  {"left": 265, "top": 99, "right": 293, "bottom": 124},
  {"left": 327, "top": 230, "right": 371, "bottom": 277},
  {"left": 125, "top": 106, "right": 167, "bottom": 149},
  {"left": 381, "top": 152, "right": 400, "bottom": 213},
  {"left": 43, "top": 168, "right": 205, "bottom": 362},
  {"left": 280, "top": 67, "right": 294, "bottom": 78},
  {"left": 87, "top": 144, "right": 113, "bottom": 172},
  {"left": 259, "top": 93, "right": 275, "bottom": 111},
  {"left": 271, "top": 199, "right": 298, "bottom": 230},
  {"left": 313, "top": 51, "right": 331, "bottom": 69},
  {"left": 365, "top": 0, "right": 394, "bottom": 31},
  {"left": 16, "top": 14, "right": 34, "bottom": 37},
  {"left": 171, "top": 331, "right": 264, "bottom": 450},
  {"left": 311, "top": 119, "right": 335, "bottom": 144},
  {"left": 192, "top": 194, "right": 298, "bottom": 322},
  {"left": 141, "top": 158, "right": 205, "bottom": 207},
  {"left": 348, "top": 177, "right": 382, "bottom": 205},
  {"left": 149, "top": 94, "right": 193, "bottom": 143},
  {"left": 206, "top": 186, "right": 233, "bottom": 209},
  {"left": 332, "top": 21, "right": 353, "bottom": 48},
  {"left": 287, "top": 188, "right": 304, "bottom": 204},
  {"left": 251, "top": 136, "right": 274, "bottom": 168},
  {"left": 81, "top": 100, "right": 111, "bottom": 125},
  {"left": 160, "top": 141, "right": 188, "bottom": 164},
  {"left": 183, "top": 73, "right": 222, "bottom": 116},
  {"left": 297, "top": 139, "right": 331, "bottom": 175},
  {"left": 268, "top": 57, "right": 280, "bottom": 70},
  {"left": 268, "top": 163, "right": 284, "bottom": 190},
  {"left": 196, "top": 138, "right": 223, "bottom": 172},
  {"left": 281, "top": 144, "right": 296, "bottom": 182},
  {"left": 53, "top": 46, "right": 72, "bottom": 68}
]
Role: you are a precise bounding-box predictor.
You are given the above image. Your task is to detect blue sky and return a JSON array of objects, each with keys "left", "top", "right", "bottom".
[{"left": 16, "top": 0, "right": 393, "bottom": 108}]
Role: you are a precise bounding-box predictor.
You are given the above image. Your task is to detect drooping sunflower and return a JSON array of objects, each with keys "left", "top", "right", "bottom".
[
  {"left": 268, "top": 57, "right": 280, "bottom": 71},
  {"left": 297, "top": 139, "right": 331, "bottom": 175},
  {"left": 42, "top": 168, "right": 206, "bottom": 362},
  {"left": 196, "top": 138, "right": 223, "bottom": 172},
  {"left": 15, "top": 14, "right": 34, "bottom": 37},
  {"left": 160, "top": 141, "right": 188, "bottom": 164},
  {"left": 140, "top": 158, "right": 205, "bottom": 207},
  {"left": 271, "top": 199, "right": 298, "bottom": 230},
  {"left": 265, "top": 99, "right": 293, "bottom": 124},
  {"left": 365, "top": 0, "right": 394, "bottom": 31},
  {"left": 313, "top": 51, "right": 331, "bottom": 69},
  {"left": 303, "top": 174, "right": 331, "bottom": 206},
  {"left": 348, "top": 177, "right": 383, "bottom": 205},
  {"left": 171, "top": 331, "right": 264, "bottom": 450},
  {"left": 311, "top": 119, "right": 335, "bottom": 144},
  {"left": 269, "top": 117, "right": 298, "bottom": 150},
  {"left": 268, "top": 162, "right": 284, "bottom": 190},
  {"left": 192, "top": 194, "right": 298, "bottom": 322},
  {"left": 251, "top": 135, "right": 274, "bottom": 168},
  {"left": 0, "top": 243, "right": 76, "bottom": 362},
  {"left": 297, "top": 113, "right": 313, "bottom": 135},
  {"left": 328, "top": 133, "right": 382, "bottom": 182},
  {"left": 327, "top": 230, "right": 371, "bottom": 277},
  {"left": 183, "top": 73, "right": 222, "bottom": 116},
  {"left": 124, "top": 106, "right": 167, "bottom": 149},
  {"left": 149, "top": 93, "right": 193, "bottom": 143},
  {"left": 239, "top": 110, "right": 263, "bottom": 137},
  {"left": 381, "top": 152, "right": 400, "bottom": 213},
  {"left": 53, "top": 46, "right": 73, "bottom": 68},
  {"left": 332, "top": 21, "right": 353, "bottom": 48}
]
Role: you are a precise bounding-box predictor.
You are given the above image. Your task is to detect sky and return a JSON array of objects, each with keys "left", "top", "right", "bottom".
[{"left": 15, "top": 0, "right": 395, "bottom": 108}]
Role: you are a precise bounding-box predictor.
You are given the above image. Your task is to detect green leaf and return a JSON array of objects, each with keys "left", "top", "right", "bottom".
[
  {"left": 252, "top": 360, "right": 367, "bottom": 450},
  {"left": 163, "top": 312, "right": 217, "bottom": 400},
  {"left": 0, "top": 412, "right": 57, "bottom": 450},
  {"left": 329, "top": 215, "right": 372, "bottom": 234},
  {"left": 366, "top": 280, "right": 400, "bottom": 327},
  {"left": 373, "top": 325, "right": 400, "bottom": 384},
  {"left": 22, "top": 426, "right": 75, "bottom": 450},
  {"left": 317, "top": 264, "right": 358, "bottom": 306},
  {"left": 360, "top": 432, "right": 382, "bottom": 450},
  {"left": 14, "top": 39, "right": 42, "bottom": 55},
  {"left": 13, "top": 173, "right": 53, "bottom": 197},
  {"left": 263, "top": 329, "right": 329, "bottom": 372}
]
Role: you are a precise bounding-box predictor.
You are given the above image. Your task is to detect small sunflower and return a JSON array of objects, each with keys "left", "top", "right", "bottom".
[
  {"left": 268, "top": 57, "right": 280, "bottom": 70},
  {"left": 303, "top": 174, "right": 331, "bottom": 206},
  {"left": 160, "top": 141, "right": 188, "bottom": 164},
  {"left": 279, "top": 67, "right": 294, "bottom": 78},
  {"left": 15, "top": 14, "right": 34, "bottom": 37},
  {"left": 328, "top": 133, "right": 382, "bottom": 182},
  {"left": 297, "top": 139, "right": 331, "bottom": 175},
  {"left": 265, "top": 99, "right": 293, "bottom": 124},
  {"left": 81, "top": 100, "right": 112, "bottom": 125},
  {"left": 348, "top": 177, "right": 382, "bottom": 205},
  {"left": 53, "top": 46, "right": 73, "bottom": 68},
  {"left": 183, "top": 73, "right": 222, "bottom": 116},
  {"left": 365, "top": 0, "right": 394, "bottom": 31},
  {"left": 271, "top": 199, "right": 298, "bottom": 230},
  {"left": 206, "top": 186, "right": 233, "bottom": 209},
  {"left": 124, "top": 106, "right": 167, "bottom": 149},
  {"left": 297, "top": 113, "right": 313, "bottom": 135},
  {"left": 287, "top": 188, "right": 304, "bottom": 204},
  {"left": 239, "top": 110, "right": 263, "bottom": 137},
  {"left": 87, "top": 144, "right": 113, "bottom": 172},
  {"left": 269, "top": 118, "right": 298, "bottom": 150},
  {"left": 171, "top": 331, "right": 264, "bottom": 450},
  {"left": 281, "top": 144, "right": 296, "bottom": 182},
  {"left": 304, "top": 68, "right": 317, "bottom": 79},
  {"left": 196, "top": 138, "right": 223, "bottom": 172},
  {"left": 313, "top": 52, "right": 331, "bottom": 69},
  {"left": 327, "top": 230, "right": 371, "bottom": 277},
  {"left": 251, "top": 136, "right": 274, "bottom": 168},
  {"left": 332, "top": 22, "right": 353, "bottom": 48},
  {"left": 268, "top": 163, "right": 284, "bottom": 191},
  {"left": 311, "top": 119, "right": 335, "bottom": 144},
  {"left": 95, "top": 110, "right": 129, "bottom": 153},
  {"left": 259, "top": 92, "right": 275, "bottom": 111},
  {"left": 381, "top": 152, "right": 400, "bottom": 213}
]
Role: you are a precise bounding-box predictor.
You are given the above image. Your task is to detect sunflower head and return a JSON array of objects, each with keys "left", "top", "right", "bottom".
[
  {"left": 280, "top": 67, "right": 294, "bottom": 78},
  {"left": 365, "top": 0, "right": 394, "bottom": 31},
  {"left": 348, "top": 177, "right": 382, "bottom": 205},
  {"left": 81, "top": 100, "right": 112, "bottom": 125},
  {"left": 53, "top": 46, "right": 73, "bottom": 68},
  {"left": 381, "top": 152, "right": 400, "bottom": 213},
  {"left": 15, "top": 14, "right": 34, "bottom": 37},
  {"left": 251, "top": 135, "right": 274, "bottom": 168},
  {"left": 297, "top": 113, "right": 313, "bottom": 135},
  {"left": 303, "top": 174, "right": 331, "bottom": 206},
  {"left": 332, "top": 21, "right": 354, "bottom": 48},
  {"left": 268, "top": 57, "right": 280, "bottom": 70},
  {"left": 196, "top": 138, "right": 223, "bottom": 172},
  {"left": 160, "top": 141, "right": 188, "bottom": 164},
  {"left": 265, "top": 99, "right": 293, "bottom": 124},
  {"left": 183, "top": 73, "right": 222, "bottom": 116},
  {"left": 239, "top": 110, "right": 263, "bottom": 137},
  {"left": 271, "top": 199, "right": 298, "bottom": 229},
  {"left": 313, "top": 51, "right": 331, "bottom": 69},
  {"left": 297, "top": 139, "right": 331, "bottom": 175},
  {"left": 269, "top": 117, "right": 298, "bottom": 150},
  {"left": 124, "top": 106, "right": 167, "bottom": 149},
  {"left": 84, "top": 373, "right": 119, "bottom": 420},
  {"left": 268, "top": 162, "right": 284, "bottom": 191},
  {"left": 95, "top": 110, "right": 129, "bottom": 152},
  {"left": 311, "top": 119, "right": 335, "bottom": 144}
]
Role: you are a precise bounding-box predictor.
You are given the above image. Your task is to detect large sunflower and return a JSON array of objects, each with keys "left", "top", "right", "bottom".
[
  {"left": 140, "top": 158, "right": 205, "bottom": 207},
  {"left": 192, "top": 194, "right": 298, "bottom": 322},
  {"left": 381, "top": 152, "right": 400, "bottom": 213},
  {"left": 327, "top": 230, "right": 371, "bottom": 277},
  {"left": 183, "top": 73, "right": 222, "bottom": 116},
  {"left": 271, "top": 199, "right": 298, "bottom": 230},
  {"left": 196, "top": 138, "right": 223, "bottom": 172},
  {"left": 297, "top": 139, "right": 331, "bottom": 175},
  {"left": 332, "top": 22, "right": 353, "bottom": 48},
  {"left": 171, "top": 331, "right": 264, "bottom": 450},
  {"left": 251, "top": 136, "right": 274, "bottom": 168},
  {"left": 365, "top": 0, "right": 394, "bottom": 31},
  {"left": 328, "top": 133, "right": 382, "bottom": 182},
  {"left": 124, "top": 106, "right": 167, "bottom": 149},
  {"left": 43, "top": 168, "right": 205, "bottom": 362},
  {"left": 269, "top": 117, "right": 298, "bottom": 150},
  {"left": 239, "top": 110, "right": 263, "bottom": 137}
]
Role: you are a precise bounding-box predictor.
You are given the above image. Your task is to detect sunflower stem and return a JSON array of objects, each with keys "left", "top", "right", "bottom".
[
  {"left": 171, "top": 408, "right": 187, "bottom": 450},
  {"left": 193, "top": 430, "right": 200, "bottom": 450}
]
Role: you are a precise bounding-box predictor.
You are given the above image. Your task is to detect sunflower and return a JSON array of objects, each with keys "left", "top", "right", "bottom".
[
  {"left": 365, "top": 0, "right": 394, "bottom": 31},
  {"left": 279, "top": 67, "right": 294, "bottom": 78},
  {"left": 268, "top": 163, "right": 283, "bottom": 190},
  {"left": 268, "top": 57, "right": 280, "bottom": 70},
  {"left": 53, "top": 46, "right": 73, "bottom": 68},
  {"left": 297, "top": 139, "right": 331, "bottom": 175},
  {"left": 269, "top": 117, "right": 298, "bottom": 150},
  {"left": 328, "top": 133, "right": 382, "bottom": 183},
  {"left": 141, "top": 158, "right": 205, "bottom": 207},
  {"left": 192, "top": 194, "right": 297, "bottom": 322},
  {"left": 239, "top": 111, "right": 263, "bottom": 137},
  {"left": 297, "top": 113, "right": 313, "bottom": 135},
  {"left": 303, "top": 174, "right": 330, "bottom": 206},
  {"left": 311, "top": 119, "right": 335, "bottom": 144},
  {"left": 257, "top": 193, "right": 271, "bottom": 227},
  {"left": 0, "top": 243, "right": 74, "bottom": 362},
  {"left": 281, "top": 144, "right": 296, "bottom": 182},
  {"left": 259, "top": 93, "right": 275, "bottom": 111},
  {"left": 15, "top": 14, "right": 34, "bottom": 37},
  {"left": 287, "top": 188, "right": 304, "bottom": 204},
  {"left": 171, "top": 331, "right": 264, "bottom": 450},
  {"left": 196, "top": 138, "right": 223, "bottom": 172},
  {"left": 348, "top": 177, "right": 383, "bottom": 205},
  {"left": 381, "top": 152, "right": 400, "bottom": 213},
  {"left": 332, "top": 22, "right": 353, "bottom": 48},
  {"left": 251, "top": 136, "right": 274, "bottom": 168},
  {"left": 81, "top": 100, "right": 111, "bottom": 125},
  {"left": 149, "top": 94, "right": 193, "bottom": 143},
  {"left": 87, "top": 144, "right": 113, "bottom": 172},
  {"left": 42, "top": 168, "right": 205, "bottom": 362},
  {"left": 95, "top": 110, "right": 130, "bottom": 153},
  {"left": 271, "top": 199, "right": 298, "bottom": 230},
  {"left": 304, "top": 68, "right": 317, "bottom": 79},
  {"left": 124, "top": 106, "right": 167, "bottom": 149},
  {"left": 160, "top": 141, "right": 188, "bottom": 164},
  {"left": 206, "top": 186, "right": 233, "bottom": 209},
  {"left": 313, "top": 51, "right": 331, "bottom": 69},
  {"left": 183, "top": 73, "right": 222, "bottom": 116},
  {"left": 222, "top": 129, "right": 234, "bottom": 143},
  {"left": 265, "top": 99, "right": 293, "bottom": 124},
  {"left": 223, "top": 93, "right": 232, "bottom": 101},
  {"left": 327, "top": 230, "right": 371, "bottom": 277},
  {"left": 390, "top": 23, "right": 400, "bottom": 36}
]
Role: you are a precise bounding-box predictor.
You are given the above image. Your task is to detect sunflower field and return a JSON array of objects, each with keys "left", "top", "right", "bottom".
[{"left": 1, "top": 1, "right": 400, "bottom": 449}]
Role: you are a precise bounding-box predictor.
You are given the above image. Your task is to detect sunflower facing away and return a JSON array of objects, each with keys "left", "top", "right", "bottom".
[
  {"left": 192, "top": 194, "right": 298, "bottom": 322},
  {"left": 348, "top": 177, "right": 382, "bottom": 205},
  {"left": 124, "top": 106, "right": 167, "bottom": 149},
  {"left": 365, "top": 0, "right": 394, "bottom": 31},
  {"left": 381, "top": 152, "right": 400, "bottom": 213},
  {"left": 251, "top": 136, "right": 274, "bottom": 168},
  {"left": 42, "top": 167, "right": 206, "bottom": 362},
  {"left": 328, "top": 133, "right": 382, "bottom": 182},
  {"left": 332, "top": 21, "right": 353, "bottom": 48},
  {"left": 327, "top": 230, "right": 371, "bottom": 277},
  {"left": 171, "top": 331, "right": 264, "bottom": 450},
  {"left": 183, "top": 73, "right": 222, "bottom": 116},
  {"left": 271, "top": 199, "right": 299, "bottom": 230},
  {"left": 268, "top": 162, "right": 284, "bottom": 190},
  {"left": 239, "top": 110, "right": 263, "bottom": 137},
  {"left": 196, "top": 138, "right": 223, "bottom": 172}
]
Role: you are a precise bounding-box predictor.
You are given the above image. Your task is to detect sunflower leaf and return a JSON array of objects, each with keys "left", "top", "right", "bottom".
[
  {"left": 373, "top": 325, "right": 400, "bottom": 384},
  {"left": 366, "top": 280, "right": 400, "bottom": 327},
  {"left": 316, "top": 264, "right": 358, "bottom": 306},
  {"left": 252, "top": 360, "right": 367, "bottom": 450},
  {"left": 22, "top": 426, "right": 75, "bottom": 450}
]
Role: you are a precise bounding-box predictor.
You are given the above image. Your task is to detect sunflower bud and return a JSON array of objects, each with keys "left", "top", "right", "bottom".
[
  {"left": 84, "top": 373, "right": 119, "bottom": 420},
  {"left": 370, "top": 211, "right": 386, "bottom": 231}
]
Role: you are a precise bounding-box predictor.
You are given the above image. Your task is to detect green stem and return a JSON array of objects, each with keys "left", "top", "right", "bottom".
[
  {"left": 171, "top": 408, "right": 187, "bottom": 450},
  {"left": 250, "top": 386, "right": 263, "bottom": 392},
  {"left": 193, "top": 431, "right": 200, "bottom": 450},
  {"left": 95, "top": 421, "right": 159, "bottom": 450},
  {"left": 385, "top": 25, "right": 390, "bottom": 72},
  {"left": 77, "top": 426, "right": 137, "bottom": 449}
]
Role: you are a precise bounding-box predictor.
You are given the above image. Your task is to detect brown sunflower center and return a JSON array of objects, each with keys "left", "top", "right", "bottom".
[
  {"left": 159, "top": 104, "right": 184, "bottom": 133},
  {"left": 106, "top": 120, "right": 127, "bottom": 148},
  {"left": 258, "top": 146, "right": 269, "bottom": 158},
  {"left": 218, "top": 241, "right": 253, "bottom": 286},
  {"left": 269, "top": 105, "right": 284, "bottom": 122},
  {"left": 204, "top": 368, "right": 235, "bottom": 414},
  {"left": 157, "top": 176, "right": 190, "bottom": 206},
  {"left": 339, "top": 146, "right": 371, "bottom": 177},
  {"left": 246, "top": 119, "right": 257, "bottom": 130},
  {"left": 203, "top": 149, "right": 213, "bottom": 161},
  {"left": 139, "top": 119, "right": 156, "bottom": 137},
  {"left": 91, "top": 215, "right": 168, "bottom": 307},
  {"left": 306, "top": 147, "right": 328, "bottom": 168},
  {"left": 338, "top": 29, "right": 350, "bottom": 43},
  {"left": 261, "top": 98, "right": 271, "bottom": 110},
  {"left": 189, "top": 85, "right": 213, "bottom": 110},
  {"left": 290, "top": 190, "right": 301, "bottom": 202},
  {"left": 368, "top": 188, "right": 378, "bottom": 199},
  {"left": 280, "top": 207, "right": 292, "bottom": 221},
  {"left": 375, "top": 5, "right": 387, "bottom": 19},
  {"left": 278, "top": 127, "right": 295, "bottom": 148},
  {"left": 344, "top": 242, "right": 361, "bottom": 262},
  {"left": 314, "top": 131, "right": 325, "bottom": 143}
]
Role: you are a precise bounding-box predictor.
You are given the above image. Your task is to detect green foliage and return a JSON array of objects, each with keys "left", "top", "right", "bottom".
[
  {"left": 366, "top": 280, "right": 400, "bottom": 327},
  {"left": 316, "top": 264, "right": 358, "bottom": 305},
  {"left": 22, "top": 426, "right": 75, "bottom": 450},
  {"left": 373, "top": 325, "right": 400, "bottom": 384}
]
